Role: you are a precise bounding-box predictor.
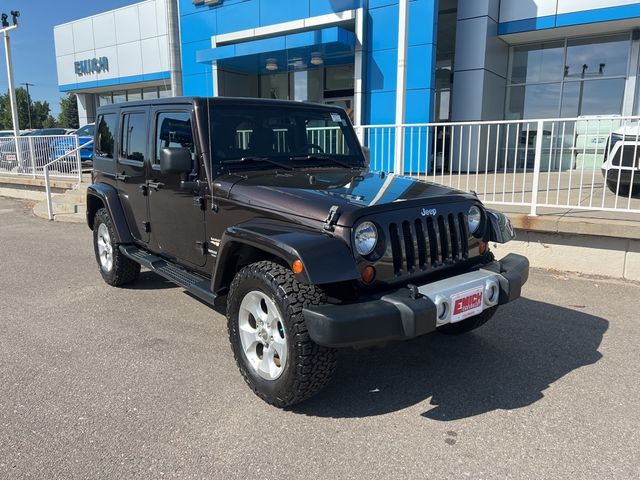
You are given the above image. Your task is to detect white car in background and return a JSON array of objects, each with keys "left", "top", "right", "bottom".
[{"left": 602, "top": 125, "right": 640, "bottom": 196}]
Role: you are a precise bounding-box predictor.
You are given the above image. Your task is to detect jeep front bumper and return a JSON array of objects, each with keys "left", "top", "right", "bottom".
[{"left": 303, "top": 253, "right": 529, "bottom": 348}]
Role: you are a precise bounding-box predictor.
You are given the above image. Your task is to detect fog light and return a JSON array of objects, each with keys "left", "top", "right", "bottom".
[
  {"left": 292, "top": 259, "right": 304, "bottom": 274},
  {"left": 361, "top": 265, "right": 376, "bottom": 284}
]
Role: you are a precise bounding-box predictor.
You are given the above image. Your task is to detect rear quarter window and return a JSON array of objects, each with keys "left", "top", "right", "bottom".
[{"left": 95, "top": 114, "right": 117, "bottom": 159}]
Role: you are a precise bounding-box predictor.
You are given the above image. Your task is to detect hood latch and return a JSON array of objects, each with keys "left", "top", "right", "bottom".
[{"left": 323, "top": 205, "right": 341, "bottom": 232}]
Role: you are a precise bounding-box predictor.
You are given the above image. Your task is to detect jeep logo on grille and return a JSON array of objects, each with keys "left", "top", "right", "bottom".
[{"left": 421, "top": 208, "right": 437, "bottom": 217}]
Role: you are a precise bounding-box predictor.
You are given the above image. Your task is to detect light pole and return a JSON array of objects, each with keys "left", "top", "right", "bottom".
[
  {"left": 21, "top": 81, "right": 33, "bottom": 129},
  {"left": 0, "top": 11, "right": 21, "bottom": 169}
]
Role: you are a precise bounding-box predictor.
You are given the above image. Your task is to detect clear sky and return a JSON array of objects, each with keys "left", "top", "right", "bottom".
[{"left": 0, "top": 0, "right": 137, "bottom": 117}]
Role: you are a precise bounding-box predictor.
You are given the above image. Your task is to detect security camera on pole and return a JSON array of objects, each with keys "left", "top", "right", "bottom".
[{"left": 0, "top": 10, "right": 21, "bottom": 170}]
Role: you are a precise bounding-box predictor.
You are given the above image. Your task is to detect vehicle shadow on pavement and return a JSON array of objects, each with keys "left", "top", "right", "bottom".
[{"left": 291, "top": 298, "right": 608, "bottom": 420}]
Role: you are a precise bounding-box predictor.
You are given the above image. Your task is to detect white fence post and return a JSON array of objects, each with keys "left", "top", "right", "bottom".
[
  {"left": 44, "top": 165, "right": 54, "bottom": 221},
  {"left": 27, "top": 136, "right": 36, "bottom": 178},
  {"left": 529, "top": 119, "right": 545, "bottom": 216},
  {"left": 75, "top": 135, "right": 82, "bottom": 183}
]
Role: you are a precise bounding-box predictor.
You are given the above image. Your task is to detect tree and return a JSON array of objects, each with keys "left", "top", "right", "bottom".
[
  {"left": 0, "top": 87, "right": 58, "bottom": 130},
  {"left": 58, "top": 93, "right": 79, "bottom": 129}
]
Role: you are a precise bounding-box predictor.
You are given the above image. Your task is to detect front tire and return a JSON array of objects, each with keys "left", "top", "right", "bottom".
[
  {"left": 437, "top": 306, "right": 498, "bottom": 335},
  {"left": 227, "top": 261, "right": 337, "bottom": 407},
  {"left": 93, "top": 208, "right": 140, "bottom": 286}
]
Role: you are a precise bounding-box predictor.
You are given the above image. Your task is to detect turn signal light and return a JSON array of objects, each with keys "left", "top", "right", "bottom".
[
  {"left": 292, "top": 259, "right": 304, "bottom": 274},
  {"left": 361, "top": 265, "right": 376, "bottom": 284},
  {"left": 479, "top": 241, "right": 488, "bottom": 255}
]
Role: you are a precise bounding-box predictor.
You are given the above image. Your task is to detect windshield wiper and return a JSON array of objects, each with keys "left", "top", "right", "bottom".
[
  {"left": 290, "top": 154, "right": 358, "bottom": 169},
  {"left": 225, "top": 156, "right": 293, "bottom": 170}
]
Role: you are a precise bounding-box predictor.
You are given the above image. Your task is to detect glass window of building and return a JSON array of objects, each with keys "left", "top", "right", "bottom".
[
  {"left": 324, "top": 65, "right": 354, "bottom": 92},
  {"left": 506, "top": 34, "right": 632, "bottom": 119},
  {"left": 158, "top": 86, "right": 171, "bottom": 98},
  {"left": 127, "top": 89, "right": 143, "bottom": 101},
  {"left": 113, "top": 91, "right": 127, "bottom": 104},
  {"left": 143, "top": 87, "right": 159, "bottom": 99},
  {"left": 98, "top": 93, "right": 113, "bottom": 106},
  {"left": 260, "top": 73, "right": 290, "bottom": 100}
]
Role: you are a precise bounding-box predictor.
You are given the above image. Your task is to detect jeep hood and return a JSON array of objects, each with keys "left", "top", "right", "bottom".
[{"left": 220, "top": 169, "right": 475, "bottom": 226}]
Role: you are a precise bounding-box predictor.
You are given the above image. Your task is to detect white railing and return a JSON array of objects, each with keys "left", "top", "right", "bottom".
[
  {"left": 236, "top": 127, "right": 348, "bottom": 155},
  {"left": 44, "top": 139, "right": 93, "bottom": 220},
  {"left": 356, "top": 116, "right": 640, "bottom": 216},
  {"left": 0, "top": 134, "right": 86, "bottom": 181}
]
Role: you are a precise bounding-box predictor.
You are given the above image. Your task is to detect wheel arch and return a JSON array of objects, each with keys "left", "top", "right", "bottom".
[
  {"left": 211, "top": 220, "right": 360, "bottom": 296},
  {"left": 86, "top": 183, "right": 133, "bottom": 244}
]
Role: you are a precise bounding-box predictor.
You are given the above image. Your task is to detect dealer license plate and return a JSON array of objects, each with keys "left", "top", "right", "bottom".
[
  {"left": 5, "top": 154, "right": 16, "bottom": 161},
  {"left": 450, "top": 285, "right": 484, "bottom": 323}
]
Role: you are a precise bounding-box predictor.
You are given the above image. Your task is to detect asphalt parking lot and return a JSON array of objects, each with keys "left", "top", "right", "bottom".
[{"left": 1, "top": 196, "right": 639, "bottom": 479}]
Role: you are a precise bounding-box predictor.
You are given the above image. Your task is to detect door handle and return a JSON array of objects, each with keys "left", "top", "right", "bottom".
[
  {"left": 146, "top": 180, "right": 165, "bottom": 191},
  {"left": 115, "top": 172, "right": 130, "bottom": 181}
]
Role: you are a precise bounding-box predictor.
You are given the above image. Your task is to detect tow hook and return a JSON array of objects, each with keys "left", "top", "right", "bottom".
[{"left": 407, "top": 284, "right": 422, "bottom": 300}]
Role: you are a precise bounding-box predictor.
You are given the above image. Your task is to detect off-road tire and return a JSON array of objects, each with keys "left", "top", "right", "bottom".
[
  {"left": 227, "top": 261, "right": 337, "bottom": 407},
  {"left": 437, "top": 306, "right": 498, "bottom": 335},
  {"left": 93, "top": 208, "right": 140, "bottom": 286}
]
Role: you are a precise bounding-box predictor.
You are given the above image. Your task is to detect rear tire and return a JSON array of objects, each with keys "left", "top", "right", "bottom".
[
  {"left": 227, "top": 261, "right": 337, "bottom": 407},
  {"left": 437, "top": 306, "right": 498, "bottom": 335},
  {"left": 93, "top": 208, "right": 140, "bottom": 287}
]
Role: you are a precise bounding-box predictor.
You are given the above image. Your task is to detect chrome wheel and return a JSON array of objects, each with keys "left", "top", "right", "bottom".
[
  {"left": 96, "top": 222, "right": 114, "bottom": 272},
  {"left": 238, "top": 290, "right": 287, "bottom": 380}
]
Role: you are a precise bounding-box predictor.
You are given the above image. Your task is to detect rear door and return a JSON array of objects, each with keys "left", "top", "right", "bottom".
[
  {"left": 116, "top": 108, "right": 150, "bottom": 243},
  {"left": 147, "top": 107, "right": 206, "bottom": 267}
]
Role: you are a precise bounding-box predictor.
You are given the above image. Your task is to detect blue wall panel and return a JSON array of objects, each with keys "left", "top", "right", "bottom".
[
  {"left": 365, "top": 4, "right": 399, "bottom": 51},
  {"left": 180, "top": 9, "right": 217, "bottom": 44},
  {"left": 309, "top": 0, "right": 362, "bottom": 16},
  {"left": 216, "top": 0, "right": 260, "bottom": 34},
  {"left": 182, "top": 40, "right": 213, "bottom": 77},
  {"left": 258, "top": 0, "right": 310, "bottom": 26},
  {"left": 183, "top": 73, "right": 214, "bottom": 97}
]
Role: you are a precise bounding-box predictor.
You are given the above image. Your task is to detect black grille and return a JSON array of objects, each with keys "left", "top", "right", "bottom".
[{"left": 388, "top": 212, "right": 470, "bottom": 276}]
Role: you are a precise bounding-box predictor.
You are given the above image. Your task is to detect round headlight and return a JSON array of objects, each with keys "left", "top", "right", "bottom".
[
  {"left": 354, "top": 221, "right": 378, "bottom": 256},
  {"left": 468, "top": 206, "right": 482, "bottom": 234}
]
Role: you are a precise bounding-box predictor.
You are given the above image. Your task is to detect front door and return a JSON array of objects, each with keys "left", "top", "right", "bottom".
[
  {"left": 147, "top": 109, "right": 206, "bottom": 267},
  {"left": 116, "top": 108, "right": 150, "bottom": 243}
]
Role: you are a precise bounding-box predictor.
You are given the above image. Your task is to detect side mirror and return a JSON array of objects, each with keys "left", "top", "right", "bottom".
[{"left": 159, "top": 147, "right": 192, "bottom": 174}]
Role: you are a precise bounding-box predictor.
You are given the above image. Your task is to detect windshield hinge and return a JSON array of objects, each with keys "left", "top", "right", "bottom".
[{"left": 323, "top": 205, "right": 341, "bottom": 232}]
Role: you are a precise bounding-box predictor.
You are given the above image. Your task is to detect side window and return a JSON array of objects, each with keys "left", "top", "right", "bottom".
[
  {"left": 120, "top": 112, "right": 147, "bottom": 162},
  {"left": 155, "top": 112, "right": 194, "bottom": 166},
  {"left": 95, "top": 114, "right": 116, "bottom": 159}
]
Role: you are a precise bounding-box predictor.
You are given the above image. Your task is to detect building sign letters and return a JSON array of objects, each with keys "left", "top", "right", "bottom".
[{"left": 74, "top": 57, "right": 109, "bottom": 76}]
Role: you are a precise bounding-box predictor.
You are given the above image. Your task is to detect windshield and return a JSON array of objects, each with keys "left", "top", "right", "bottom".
[
  {"left": 209, "top": 104, "right": 364, "bottom": 169},
  {"left": 75, "top": 124, "right": 95, "bottom": 136}
]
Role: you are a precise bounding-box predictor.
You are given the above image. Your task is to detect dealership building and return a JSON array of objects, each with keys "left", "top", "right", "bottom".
[{"left": 55, "top": 0, "right": 640, "bottom": 127}]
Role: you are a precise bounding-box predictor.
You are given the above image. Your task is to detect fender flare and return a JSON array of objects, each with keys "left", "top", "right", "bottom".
[
  {"left": 212, "top": 219, "right": 360, "bottom": 292},
  {"left": 86, "top": 183, "right": 133, "bottom": 244}
]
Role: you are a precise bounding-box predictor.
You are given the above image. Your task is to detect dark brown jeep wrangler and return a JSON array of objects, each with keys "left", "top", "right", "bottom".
[{"left": 87, "top": 97, "right": 528, "bottom": 407}]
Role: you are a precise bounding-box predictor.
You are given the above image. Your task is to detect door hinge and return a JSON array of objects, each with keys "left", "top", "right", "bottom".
[
  {"left": 195, "top": 241, "right": 208, "bottom": 256},
  {"left": 143, "top": 221, "right": 151, "bottom": 233},
  {"left": 193, "top": 196, "right": 205, "bottom": 210}
]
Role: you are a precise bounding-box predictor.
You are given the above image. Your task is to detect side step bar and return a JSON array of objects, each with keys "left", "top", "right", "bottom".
[{"left": 120, "top": 245, "right": 217, "bottom": 306}]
